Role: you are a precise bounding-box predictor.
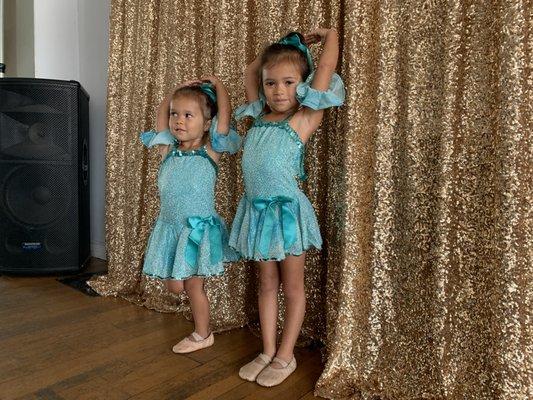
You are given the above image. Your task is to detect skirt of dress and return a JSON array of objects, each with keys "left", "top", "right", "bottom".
[
  {"left": 142, "top": 215, "right": 240, "bottom": 280},
  {"left": 229, "top": 192, "right": 322, "bottom": 261}
]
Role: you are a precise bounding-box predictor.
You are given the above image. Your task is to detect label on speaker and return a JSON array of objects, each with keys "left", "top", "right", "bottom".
[{"left": 22, "top": 242, "right": 42, "bottom": 252}]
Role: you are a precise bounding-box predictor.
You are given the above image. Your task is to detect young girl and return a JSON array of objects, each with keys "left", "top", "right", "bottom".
[
  {"left": 140, "top": 76, "right": 241, "bottom": 353},
  {"left": 229, "top": 29, "right": 345, "bottom": 386}
]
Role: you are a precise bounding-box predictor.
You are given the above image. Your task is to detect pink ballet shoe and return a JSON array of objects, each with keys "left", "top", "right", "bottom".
[
  {"left": 238, "top": 353, "right": 273, "bottom": 382},
  {"left": 256, "top": 356, "right": 297, "bottom": 387},
  {"left": 172, "top": 332, "right": 214, "bottom": 354}
]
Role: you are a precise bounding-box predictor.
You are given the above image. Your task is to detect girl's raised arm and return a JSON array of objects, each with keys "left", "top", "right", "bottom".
[
  {"left": 154, "top": 93, "right": 173, "bottom": 158},
  {"left": 203, "top": 77, "right": 242, "bottom": 158},
  {"left": 305, "top": 28, "right": 339, "bottom": 91},
  {"left": 291, "top": 28, "right": 341, "bottom": 143},
  {"left": 244, "top": 57, "right": 261, "bottom": 103},
  {"left": 155, "top": 93, "right": 172, "bottom": 132},
  {"left": 203, "top": 76, "right": 231, "bottom": 134}
]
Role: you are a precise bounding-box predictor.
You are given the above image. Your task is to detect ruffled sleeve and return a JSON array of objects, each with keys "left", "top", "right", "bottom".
[
  {"left": 234, "top": 97, "right": 266, "bottom": 121},
  {"left": 209, "top": 115, "right": 242, "bottom": 154},
  {"left": 296, "top": 72, "right": 346, "bottom": 110},
  {"left": 140, "top": 129, "right": 176, "bottom": 148}
]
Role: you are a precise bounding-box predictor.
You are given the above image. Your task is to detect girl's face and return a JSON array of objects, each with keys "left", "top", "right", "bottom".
[
  {"left": 262, "top": 61, "right": 302, "bottom": 115},
  {"left": 168, "top": 96, "right": 211, "bottom": 143}
]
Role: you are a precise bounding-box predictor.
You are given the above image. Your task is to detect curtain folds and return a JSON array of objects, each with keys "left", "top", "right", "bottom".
[{"left": 90, "top": 1, "right": 531, "bottom": 398}]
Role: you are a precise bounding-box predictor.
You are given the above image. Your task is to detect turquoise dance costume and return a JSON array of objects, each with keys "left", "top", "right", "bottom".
[
  {"left": 140, "top": 110, "right": 241, "bottom": 280},
  {"left": 229, "top": 35, "right": 346, "bottom": 261}
]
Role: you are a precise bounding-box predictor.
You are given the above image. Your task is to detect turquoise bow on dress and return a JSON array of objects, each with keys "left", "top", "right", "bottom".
[
  {"left": 185, "top": 216, "right": 223, "bottom": 267},
  {"left": 252, "top": 196, "right": 297, "bottom": 258}
]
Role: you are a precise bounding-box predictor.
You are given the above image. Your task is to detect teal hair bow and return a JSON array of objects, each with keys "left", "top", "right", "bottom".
[
  {"left": 252, "top": 196, "right": 297, "bottom": 258},
  {"left": 277, "top": 32, "right": 314, "bottom": 72},
  {"left": 199, "top": 83, "right": 217, "bottom": 105},
  {"left": 185, "top": 215, "right": 223, "bottom": 267}
]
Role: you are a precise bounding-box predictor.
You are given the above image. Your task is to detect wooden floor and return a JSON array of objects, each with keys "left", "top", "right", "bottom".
[{"left": 0, "top": 266, "right": 325, "bottom": 400}]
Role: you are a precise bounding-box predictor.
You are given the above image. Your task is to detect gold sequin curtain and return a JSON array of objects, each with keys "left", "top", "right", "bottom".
[{"left": 90, "top": 0, "right": 532, "bottom": 398}]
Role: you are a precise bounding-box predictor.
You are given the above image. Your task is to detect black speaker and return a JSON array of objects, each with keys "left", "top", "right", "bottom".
[{"left": 0, "top": 78, "right": 90, "bottom": 273}]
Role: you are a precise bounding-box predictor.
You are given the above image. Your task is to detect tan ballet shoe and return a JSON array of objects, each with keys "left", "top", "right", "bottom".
[
  {"left": 238, "top": 353, "right": 273, "bottom": 382},
  {"left": 172, "top": 332, "right": 214, "bottom": 354},
  {"left": 256, "top": 356, "right": 297, "bottom": 387}
]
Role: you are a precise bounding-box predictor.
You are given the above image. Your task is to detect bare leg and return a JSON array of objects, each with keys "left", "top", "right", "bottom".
[
  {"left": 184, "top": 277, "right": 210, "bottom": 338},
  {"left": 272, "top": 253, "right": 306, "bottom": 368},
  {"left": 165, "top": 279, "right": 184, "bottom": 294},
  {"left": 258, "top": 260, "right": 280, "bottom": 358}
]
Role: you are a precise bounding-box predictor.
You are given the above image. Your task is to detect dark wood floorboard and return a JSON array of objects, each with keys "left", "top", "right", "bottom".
[{"left": 0, "top": 260, "right": 325, "bottom": 400}]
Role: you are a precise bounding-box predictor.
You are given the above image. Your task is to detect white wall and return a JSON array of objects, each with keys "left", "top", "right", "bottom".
[
  {"left": 0, "top": 0, "right": 3, "bottom": 63},
  {"left": 34, "top": 0, "right": 79, "bottom": 80},
  {"left": 34, "top": 0, "right": 110, "bottom": 259},
  {"left": 0, "top": 0, "right": 4, "bottom": 63},
  {"left": 78, "top": 0, "right": 109, "bottom": 260},
  {"left": 4, "top": 0, "right": 34, "bottom": 77}
]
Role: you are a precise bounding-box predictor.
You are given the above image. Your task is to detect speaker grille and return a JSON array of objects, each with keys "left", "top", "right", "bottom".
[
  {"left": 0, "top": 78, "right": 90, "bottom": 273},
  {"left": 0, "top": 84, "right": 77, "bottom": 162},
  {"left": 3, "top": 165, "right": 72, "bottom": 227}
]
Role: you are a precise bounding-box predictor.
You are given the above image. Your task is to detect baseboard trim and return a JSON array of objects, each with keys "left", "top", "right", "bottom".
[{"left": 90, "top": 242, "right": 106, "bottom": 260}]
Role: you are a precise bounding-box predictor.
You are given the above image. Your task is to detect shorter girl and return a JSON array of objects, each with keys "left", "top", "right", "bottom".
[{"left": 140, "top": 76, "right": 241, "bottom": 353}]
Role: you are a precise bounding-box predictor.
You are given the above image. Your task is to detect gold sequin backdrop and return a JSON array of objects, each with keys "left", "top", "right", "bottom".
[{"left": 89, "top": 0, "right": 531, "bottom": 398}]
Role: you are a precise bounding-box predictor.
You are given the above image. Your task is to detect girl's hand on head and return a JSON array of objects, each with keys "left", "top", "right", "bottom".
[{"left": 303, "top": 28, "right": 332, "bottom": 45}]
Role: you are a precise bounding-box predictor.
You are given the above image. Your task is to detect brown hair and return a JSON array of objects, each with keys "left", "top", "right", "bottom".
[
  {"left": 171, "top": 86, "right": 217, "bottom": 120},
  {"left": 259, "top": 34, "right": 310, "bottom": 81}
]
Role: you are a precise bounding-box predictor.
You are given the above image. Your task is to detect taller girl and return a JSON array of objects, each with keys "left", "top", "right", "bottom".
[{"left": 229, "top": 29, "right": 345, "bottom": 386}]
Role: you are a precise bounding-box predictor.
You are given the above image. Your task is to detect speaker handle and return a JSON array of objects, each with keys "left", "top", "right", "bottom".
[{"left": 82, "top": 139, "right": 89, "bottom": 185}]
